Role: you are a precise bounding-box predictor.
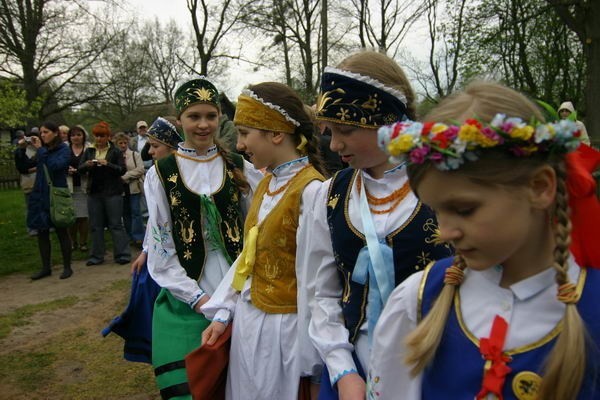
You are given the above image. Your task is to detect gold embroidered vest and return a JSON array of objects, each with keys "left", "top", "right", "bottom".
[{"left": 245, "top": 165, "right": 324, "bottom": 314}]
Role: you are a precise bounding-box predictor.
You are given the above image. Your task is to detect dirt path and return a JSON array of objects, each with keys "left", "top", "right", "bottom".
[
  {"left": 0, "top": 259, "right": 132, "bottom": 315},
  {"left": 0, "top": 253, "right": 160, "bottom": 399}
]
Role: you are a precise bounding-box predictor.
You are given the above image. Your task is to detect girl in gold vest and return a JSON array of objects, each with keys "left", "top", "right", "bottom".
[{"left": 201, "top": 82, "right": 327, "bottom": 399}]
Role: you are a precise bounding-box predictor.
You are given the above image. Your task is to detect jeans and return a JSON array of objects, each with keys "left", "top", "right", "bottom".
[
  {"left": 88, "top": 193, "right": 130, "bottom": 262},
  {"left": 123, "top": 193, "right": 145, "bottom": 242}
]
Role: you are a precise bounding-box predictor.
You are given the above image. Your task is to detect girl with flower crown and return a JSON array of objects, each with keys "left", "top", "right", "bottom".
[
  {"left": 199, "top": 82, "right": 327, "bottom": 400},
  {"left": 368, "top": 81, "right": 600, "bottom": 400},
  {"left": 306, "top": 51, "right": 453, "bottom": 400},
  {"left": 144, "top": 78, "right": 263, "bottom": 400}
]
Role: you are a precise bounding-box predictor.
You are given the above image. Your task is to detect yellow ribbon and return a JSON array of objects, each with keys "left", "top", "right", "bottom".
[
  {"left": 296, "top": 134, "right": 308, "bottom": 153},
  {"left": 231, "top": 225, "right": 259, "bottom": 291}
]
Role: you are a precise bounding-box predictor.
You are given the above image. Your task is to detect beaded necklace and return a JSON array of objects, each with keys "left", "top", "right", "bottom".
[
  {"left": 265, "top": 164, "right": 312, "bottom": 196},
  {"left": 356, "top": 173, "right": 411, "bottom": 214},
  {"left": 176, "top": 152, "right": 220, "bottom": 163}
]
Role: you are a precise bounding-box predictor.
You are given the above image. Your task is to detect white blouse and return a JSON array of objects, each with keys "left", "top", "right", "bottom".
[
  {"left": 201, "top": 157, "right": 323, "bottom": 399},
  {"left": 144, "top": 144, "right": 263, "bottom": 306},
  {"left": 307, "top": 165, "right": 419, "bottom": 385},
  {"left": 367, "top": 258, "right": 581, "bottom": 400}
]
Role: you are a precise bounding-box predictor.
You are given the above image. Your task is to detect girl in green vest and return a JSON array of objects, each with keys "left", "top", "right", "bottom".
[
  {"left": 201, "top": 82, "right": 326, "bottom": 399},
  {"left": 144, "top": 78, "right": 263, "bottom": 400}
]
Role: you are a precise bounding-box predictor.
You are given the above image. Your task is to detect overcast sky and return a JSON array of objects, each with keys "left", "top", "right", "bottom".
[{"left": 119, "top": 0, "right": 429, "bottom": 99}]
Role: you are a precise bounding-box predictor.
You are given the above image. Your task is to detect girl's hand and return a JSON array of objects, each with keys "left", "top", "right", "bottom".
[
  {"left": 201, "top": 321, "right": 227, "bottom": 346},
  {"left": 130, "top": 252, "right": 147, "bottom": 274},
  {"left": 337, "top": 373, "right": 366, "bottom": 400},
  {"left": 68, "top": 166, "right": 77, "bottom": 175},
  {"left": 97, "top": 159, "right": 108, "bottom": 166}
]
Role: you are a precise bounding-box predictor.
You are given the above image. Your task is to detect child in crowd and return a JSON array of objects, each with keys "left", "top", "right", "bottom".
[
  {"left": 307, "top": 51, "right": 453, "bottom": 399},
  {"left": 201, "top": 82, "right": 326, "bottom": 399},
  {"left": 369, "top": 81, "right": 600, "bottom": 399},
  {"left": 102, "top": 117, "right": 182, "bottom": 364},
  {"left": 144, "top": 78, "right": 262, "bottom": 400}
]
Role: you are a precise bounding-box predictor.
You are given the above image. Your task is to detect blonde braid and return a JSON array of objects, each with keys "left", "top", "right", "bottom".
[
  {"left": 539, "top": 161, "right": 587, "bottom": 399},
  {"left": 405, "top": 255, "right": 467, "bottom": 376}
]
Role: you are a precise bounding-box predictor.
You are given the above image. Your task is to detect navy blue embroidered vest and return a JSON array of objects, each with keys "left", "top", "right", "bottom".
[
  {"left": 420, "top": 257, "right": 600, "bottom": 399},
  {"left": 326, "top": 168, "right": 453, "bottom": 343},
  {"left": 156, "top": 152, "right": 245, "bottom": 280}
]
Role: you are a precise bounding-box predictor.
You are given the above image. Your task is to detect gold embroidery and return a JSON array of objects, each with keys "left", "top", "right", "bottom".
[
  {"left": 177, "top": 217, "right": 195, "bottom": 244},
  {"left": 512, "top": 371, "right": 542, "bottom": 400},
  {"left": 168, "top": 173, "right": 178, "bottom": 184},
  {"left": 416, "top": 251, "right": 431, "bottom": 268},
  {"left": 225, "top": 220, "right": 241, "bottom": 243},
  {"left": 170, "top": 193, "right": 181, "bottom": 207},
  {"left": 362, "top": 95, "right": 378, "bottom": 111},
  {"left": 183, "top": 249, "right": 192, "bottom": 260},
  {"left": 328, "top": 194, "right": 340, "bottom": 209},
  {"left": 264, "top": 258, "right": 280, "bottom": 281},
  {"left": 282, "top": 215, "right": 293, "bottom": 226},
  {"left": 193, "top": 87, "right": 215, "bottom": 102},
  {"left": 342, "top": 271, "right": 351, "bottom": 303}
]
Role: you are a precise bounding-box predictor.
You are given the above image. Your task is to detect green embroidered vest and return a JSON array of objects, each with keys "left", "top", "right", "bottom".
[{"left": 156, "top": 152, "right": 245, "bottom": 280}]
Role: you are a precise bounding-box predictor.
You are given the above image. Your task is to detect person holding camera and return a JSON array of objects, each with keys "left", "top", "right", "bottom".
[
  {"left": 26, "top": 122, "right": 73, "bottom": 280},
  {"left": 79, "top": 121, "right": 130, "bottom": 266}
]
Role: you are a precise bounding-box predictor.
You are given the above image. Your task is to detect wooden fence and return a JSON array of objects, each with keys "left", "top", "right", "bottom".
[{"left": 0, "top": 161, "right": 19, "bottom": 190}]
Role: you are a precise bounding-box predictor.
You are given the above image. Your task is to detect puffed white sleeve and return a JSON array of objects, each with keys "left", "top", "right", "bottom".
[
  {"left": 367, "top": 271, "right": 423, "bottom": 400},
  {"left": 295, "top": 179, "right": 325, "bottom": 378},
  {"left": 144, "top": 165, "right": 205, "bottom": 308},
  {"left": 308, "top": 179, "right": 358, "bottom": 386},
  {"left": 199, "top": 254, "right": 241, "bottom": 324}
]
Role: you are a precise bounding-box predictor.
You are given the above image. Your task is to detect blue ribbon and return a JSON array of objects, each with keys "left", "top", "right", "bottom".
[{"left": 351, "top": 174, "right": 395, "bottom": 344}]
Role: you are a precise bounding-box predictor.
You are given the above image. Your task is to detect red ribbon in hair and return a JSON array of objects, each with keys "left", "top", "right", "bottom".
[
  {"left": 476, "top": 315, "right": 512, "bottom": 400},
  {"left": 565, "top": 144, "right": 600, "bottom": 268}
]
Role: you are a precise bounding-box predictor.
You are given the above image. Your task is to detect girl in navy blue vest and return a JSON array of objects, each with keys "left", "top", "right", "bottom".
[
  {"left": 369, "top": 81, "right": 600, "bottom": 400},
  {"left": 307, "top": 51, "right": 453, "bottom": 400}
]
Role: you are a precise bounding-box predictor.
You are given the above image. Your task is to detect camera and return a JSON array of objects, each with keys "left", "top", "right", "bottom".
[
  {"left": 24, "top": 137, "right": 32, "bottom": 143},
  {"left": 92, "top": 159, "right": 99, "bottom": 164}
]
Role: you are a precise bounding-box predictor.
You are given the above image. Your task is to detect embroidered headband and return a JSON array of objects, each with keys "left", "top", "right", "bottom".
[
  {"left": 174, "top": 77, "right": 220, "bottom": 115},
  {"left": 377, "top": 114, "right": 582, "bottom": 170},
  {"left": 147, "top": 117, "right": 183, "bottom": 149},
  {"left": 234, "top": 89, "right": 299, "bottom": 134},
  {"left": 315, "top": 67, "right": 408, "bottom": 128}
]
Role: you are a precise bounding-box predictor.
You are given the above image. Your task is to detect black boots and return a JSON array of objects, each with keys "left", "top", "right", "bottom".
[
  {"left": 31, "top": 268, "right": 51, "bottom": 280},
  {"left": 59, "top": 266, "right": 73, "bottom": 279}
]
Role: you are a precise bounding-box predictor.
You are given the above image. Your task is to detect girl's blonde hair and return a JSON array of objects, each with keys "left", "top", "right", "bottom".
[
  {"left": 337, "top": 50, "right": 417, "bottom": 120},
  {"left": 405, "top": 81, "right": 588, "bottom": 400}
]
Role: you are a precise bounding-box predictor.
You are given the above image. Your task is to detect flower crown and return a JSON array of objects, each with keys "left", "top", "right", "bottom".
[{"left": 377, "top": 114, "right": 582, "bottom": 170}]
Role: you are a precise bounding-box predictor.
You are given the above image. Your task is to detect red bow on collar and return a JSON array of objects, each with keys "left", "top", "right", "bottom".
[{"left": 476, "top": 315, "right": 512, "bottom": 400}]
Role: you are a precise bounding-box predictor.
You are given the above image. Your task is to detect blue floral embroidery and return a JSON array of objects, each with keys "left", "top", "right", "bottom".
[{"left": 152, "top": 222, "right": 171, "bottom": 259}]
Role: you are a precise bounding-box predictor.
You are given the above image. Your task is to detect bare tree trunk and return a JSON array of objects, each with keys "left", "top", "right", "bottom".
[{"left": 321, "top": 0, "right": 328, "bottom": 70}]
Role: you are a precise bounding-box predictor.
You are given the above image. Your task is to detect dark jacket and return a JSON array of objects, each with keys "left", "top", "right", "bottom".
[
  {"left": 27, "top": 142, "right": 71, "bottom": 230},
  {"left": 79, "top": 143, "right": 126, "bottom": 196}
]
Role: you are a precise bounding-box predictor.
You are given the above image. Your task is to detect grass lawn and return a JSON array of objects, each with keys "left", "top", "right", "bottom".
[{"left": 0, "top": 189, "right": 90, "bottom": 276}]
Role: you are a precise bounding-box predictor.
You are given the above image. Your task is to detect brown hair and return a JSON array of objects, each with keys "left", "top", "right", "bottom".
[
  {"left": 40, "top": 121, "right": 62, "bottom": 148},
  {"left": 405, "top": 81, "right": 588, "bottom": 399},
  {"left": 337, "top": 50, "right": 417, "bottom": 120},
  {"left": 68, "top": 125, "right": 87, "bottom": 145},
  {"left": 248, "top": 82, "right": 327, "bottom": 177}
]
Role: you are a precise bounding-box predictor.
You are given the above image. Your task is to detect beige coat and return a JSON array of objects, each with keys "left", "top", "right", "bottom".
[{"left": 121, "top": 149, "right": 145, "bottom": 194}]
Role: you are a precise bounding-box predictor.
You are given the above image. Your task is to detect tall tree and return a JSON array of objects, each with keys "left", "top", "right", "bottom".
[
  {"left": 140, "top": 19, "right": 193, "bottom": 104},
  {"left": 547, "top": 0, "right": 600, "bottom": 141},
  {"left": 186, "top": 0, "right": 249, "bottom": 75},
  {"left": 348, "top": 0, "right": 426, "bottom": 56},
  {"left": 0, "top": 0, "right": 118, "bottom": 121}
]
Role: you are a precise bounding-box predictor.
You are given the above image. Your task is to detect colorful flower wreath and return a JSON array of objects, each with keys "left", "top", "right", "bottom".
[{"left": 377, "top": 114, "right": 582, "bottom": 170}]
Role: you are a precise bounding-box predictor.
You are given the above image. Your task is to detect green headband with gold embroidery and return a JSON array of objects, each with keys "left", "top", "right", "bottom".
[{"left": 174, "top": 77, "right": 220, "bottom": 115}]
